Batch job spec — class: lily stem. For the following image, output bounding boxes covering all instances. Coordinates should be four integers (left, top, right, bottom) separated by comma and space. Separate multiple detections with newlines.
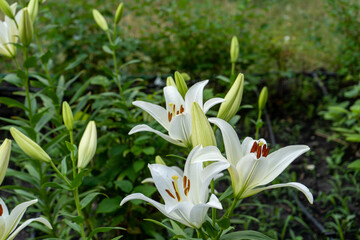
24, 47, 33, 128
255, 109, 262, 140
214, 197, 241, 240
73, 188, 86, 240
211, 180, 216, 227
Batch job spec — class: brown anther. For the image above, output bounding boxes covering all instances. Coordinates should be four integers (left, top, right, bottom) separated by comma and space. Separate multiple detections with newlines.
0, 204, 3, 216
184, 188, 190, 196
183, 176, 187, 188
180, 105, 184, 114
177, 110, 179, 115
175, 191, 181, 201
165, 189, 175, 199
256, 146, 262, 159
263, 146, 270, 157
168, 112, 172, 122
173, 104, 176, 113
250, 142, 258, 153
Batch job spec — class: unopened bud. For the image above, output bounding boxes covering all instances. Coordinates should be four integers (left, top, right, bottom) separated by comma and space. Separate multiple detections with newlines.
217, 73, 244, 122
78, 121, 97, 170
19, 8, 34, 46
191, 102, 216, 147
92, 9, 108, 31
174, 71, 188, 98
166, 76, 176, 88
0, 0, 14, 19
230, 36, 239, 63
114, 2, 124, 24
0, 139, 11, 185
28, 0, 38, 23
258, 86, 268, 111
62, 101, 74, 131
155, 155, 166, 165
181, 72, 191, 81
10, 127, 51, 163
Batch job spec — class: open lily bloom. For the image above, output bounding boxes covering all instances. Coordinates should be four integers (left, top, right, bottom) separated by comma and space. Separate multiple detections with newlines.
129, 80, 224, 147
0, 198, 52, 240
0, 3, 22, 58
120, 145, 230, 228
209, 118, 313, 204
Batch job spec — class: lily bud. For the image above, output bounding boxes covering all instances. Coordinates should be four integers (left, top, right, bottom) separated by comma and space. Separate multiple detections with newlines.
174, 71, 188, 98
10, 127, 51, 163
28, 0, 38, 23
181, 72, 191, 81
62, 101, 74, 131
0, 139, 11, 185
77, 121, 97, 170
155, 155, 166, 165
258, 86, 268, 111
230, 36, 239, 63
0, 0, 14, 19
217, 73, 244, 122
19, 8, 34, 46
92, 9, 108, 32
191, 102, 216, 147
166, 76, 176, 88
114, 2, 124, 24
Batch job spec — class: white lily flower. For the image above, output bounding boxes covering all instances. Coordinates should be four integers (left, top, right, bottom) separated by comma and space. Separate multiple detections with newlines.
129, 80, 224, 147
0, 198, 52, 240
209, 118, 313, 204
120, 145, 230, 228
0, 3, 22, 58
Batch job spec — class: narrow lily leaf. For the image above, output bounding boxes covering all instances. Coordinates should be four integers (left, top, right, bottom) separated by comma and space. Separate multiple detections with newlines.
87, 227, 125, 240
220, 230, 273, 240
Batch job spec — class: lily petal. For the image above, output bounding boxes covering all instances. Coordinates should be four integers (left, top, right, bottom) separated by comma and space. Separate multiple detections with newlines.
0, 198, 9, 217
129, 124, 186, 147
209, 118, 243, 166
168, 114, 191, 145
6, 199, 38, 236
164, 86, 185, 114
243, 182, 313, 204
252, 145, 310, 187
203, 98, 225, 113
133, 101, 169, 130
120, 193, 188, 226
189, 194, 223, 228
7, 217, 52, 240
184, 80, 208, 112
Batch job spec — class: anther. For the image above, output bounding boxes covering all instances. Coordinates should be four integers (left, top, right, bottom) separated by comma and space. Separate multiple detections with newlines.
256, 147, 262, 159
250, 142, 258, 153
183, 176, 187, 188
166, 189, 175, 199
0, 204, 3, 216
180, 105, 184, 114
172, 175, 181, 202
168, 112, 172, 122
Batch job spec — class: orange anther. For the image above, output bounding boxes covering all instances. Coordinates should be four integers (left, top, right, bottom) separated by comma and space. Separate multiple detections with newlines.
0, 204, 2, 216
168, 112, 172, 122
180, 105, 184, 113
165, 189, 175, 199
256, 147, 262, 159
250, 142, 258, 153
177, 110, 179, 115
183, 176, 187, 188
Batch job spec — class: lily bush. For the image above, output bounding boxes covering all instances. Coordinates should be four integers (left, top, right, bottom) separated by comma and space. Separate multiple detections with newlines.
0, 0, 315, 239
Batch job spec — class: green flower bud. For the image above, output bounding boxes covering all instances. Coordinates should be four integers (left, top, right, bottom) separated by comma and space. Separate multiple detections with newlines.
191, 102, 216, 147
174, 71, 188, 98
230, 36, 239, 63
78, 121, 97, 170
114, 2, 124, 24
62, 101, 74, 131
92, 9, 108, 32
217, 73, 244, 122
0, 139, 11, 186
166, 76, 176, 88
0, 0, 15, 20
19, 8, 34, 46
28, 0, 38, 23
10, 127, 51, 163
155, 155, 166, 165
258, 86, 268, 111
181, 72, 191, 81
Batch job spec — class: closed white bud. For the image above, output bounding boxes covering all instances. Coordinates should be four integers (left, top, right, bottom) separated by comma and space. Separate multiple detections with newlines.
77, 121, 97, 170
0, 139, 11, 185
92, 9, 108, 31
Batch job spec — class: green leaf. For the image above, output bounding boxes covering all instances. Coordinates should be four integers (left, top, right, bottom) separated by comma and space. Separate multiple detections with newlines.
24, 56, 37, 69
0, 97, 28, 111
65, 54, 88, 71
202, 221, 217, 238
43, 182, 71, 190
89, 75, 111, 87
220, 230, 273, 240
61, 157, 67, 175
144, 219, 177, 235
115, 180, 133, 193
87, 227, 125, 240
3, 73, 22, 87
80, 192, 103, 209
219, 186, 233, 201
96, 197, 122, 214
41, 50, 52, 64
133, 185, 157, 197
218, 217, 230, 230
143, 146, 155, 155
64, 219, 81, 234
65, 141, 76, 152
133, 161, 146, 172
71, 170, 85, 188
348, 159, 360, 169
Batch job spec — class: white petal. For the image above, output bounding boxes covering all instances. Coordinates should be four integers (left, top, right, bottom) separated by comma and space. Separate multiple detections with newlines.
190, 146, 228, 164
164, 86, 185, 114
253, 145, 310, 187
243, 182, 313, 204
209, 118, 243, 166
133, 101, 169, 130
129, 124, 186, 147
7, 217, 52, 240
0, 198, 9, 217
6, 199, 38, 236
120, 193, 189, 226
203, 98, 225, 113
168, 114, 191, 145
0, 216, 5, 239
188, 194, 223, 228
184, 80, 208, 112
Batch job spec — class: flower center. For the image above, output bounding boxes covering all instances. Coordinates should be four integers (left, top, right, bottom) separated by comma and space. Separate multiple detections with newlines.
0, 204, 3, 216
250, 141, 270, 159
165, 175, 191, 202
168, 103, 185, 122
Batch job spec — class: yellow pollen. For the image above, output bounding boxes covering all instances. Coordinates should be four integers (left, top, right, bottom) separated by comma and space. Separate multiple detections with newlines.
171, 175, 181, 202
169, 103, 176, 115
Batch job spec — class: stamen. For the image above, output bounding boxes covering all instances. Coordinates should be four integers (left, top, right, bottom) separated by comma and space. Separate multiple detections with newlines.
177, 110, 179, 115
168, 112, 172, 122
263, 146, 270, 157
183, 176, 187, 188
165, 189, 175, 199
172, 175, 181, 202
256, 146, 262, 159
0, 204, 3, 216
180, 105, 184, 113
169, 103, 176, 115
250, 142, 258, 153
184, 179, 191, 196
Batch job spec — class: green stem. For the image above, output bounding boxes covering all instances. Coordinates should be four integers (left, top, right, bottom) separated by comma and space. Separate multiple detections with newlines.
255, 110, 262, 140
197, 228, 208, 240
24, 47, 33, 125
73, 188, 86, 240
211, 180, 216, 227
231, 62, 235, 79
69, 131, 76, 179
49, 160, 71, 186
215, 197, 240, 240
